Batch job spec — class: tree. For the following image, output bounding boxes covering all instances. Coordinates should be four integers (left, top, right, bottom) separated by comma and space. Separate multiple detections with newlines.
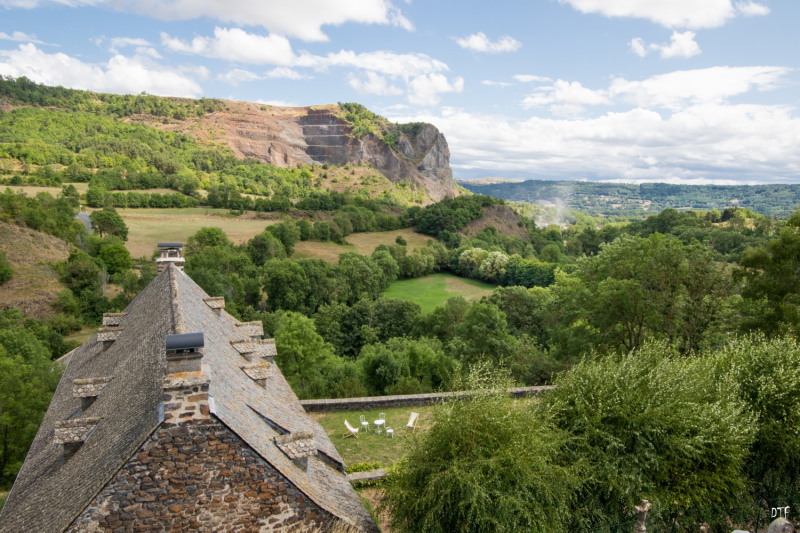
89, 209, 128, 241
273, 311, 338, 398
98, 243, 132, 275
0, 328, 61, 483
714, 335, 800, 507
335, 253, 387, 305
185, 226, 232, 256
450, 301, 518, 364
477, 251, 509, 282
739, 210, 800, 335
0, 251, 12, 285
546, 343, 756, 531
382, 367, 574, 533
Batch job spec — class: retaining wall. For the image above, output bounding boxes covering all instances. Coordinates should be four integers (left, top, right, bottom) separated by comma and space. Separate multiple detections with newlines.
300, 385, 555, 413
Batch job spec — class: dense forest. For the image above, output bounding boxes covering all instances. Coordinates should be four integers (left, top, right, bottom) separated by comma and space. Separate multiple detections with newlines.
2, 76, 800, 530
461, 178, 800, 217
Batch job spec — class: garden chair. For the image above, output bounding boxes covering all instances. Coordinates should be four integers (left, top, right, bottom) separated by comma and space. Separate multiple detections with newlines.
374, 412, 386, 434
385, 426, 394, 438
406, 411, 419, 432
343, 419, 359, 439
359, 414, 369, 432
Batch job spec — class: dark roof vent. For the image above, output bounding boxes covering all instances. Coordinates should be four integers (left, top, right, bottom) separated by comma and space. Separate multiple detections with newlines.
165, 332, 204, 375
157, 242, 183, 248
166, 332, 204, 353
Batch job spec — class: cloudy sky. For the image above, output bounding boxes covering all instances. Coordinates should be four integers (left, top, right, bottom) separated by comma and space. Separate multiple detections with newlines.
1, 0, 799, 184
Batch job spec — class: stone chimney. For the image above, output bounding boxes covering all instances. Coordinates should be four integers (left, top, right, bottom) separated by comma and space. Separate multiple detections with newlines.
274, 431, 316, 470
165, 332, 204, 374
54, 417, 100, 459
162, 332, 210, 426
72, 376, 112, 411
96, 327, 123, 351
155, 242, 185, 273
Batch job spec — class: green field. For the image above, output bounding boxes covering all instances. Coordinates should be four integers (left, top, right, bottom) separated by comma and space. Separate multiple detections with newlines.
114, 208, 278, 258
309, 404, 438, 468
384, 273, 497, 313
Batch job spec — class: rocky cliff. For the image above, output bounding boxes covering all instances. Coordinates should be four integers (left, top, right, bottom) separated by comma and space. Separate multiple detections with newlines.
184, 102, 457, 201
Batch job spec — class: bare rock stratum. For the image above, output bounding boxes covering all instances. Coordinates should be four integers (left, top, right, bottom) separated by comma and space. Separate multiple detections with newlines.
183, 101, 457, 201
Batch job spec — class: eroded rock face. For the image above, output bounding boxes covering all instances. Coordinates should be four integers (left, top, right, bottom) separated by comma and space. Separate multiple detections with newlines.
193, 103, 457, 201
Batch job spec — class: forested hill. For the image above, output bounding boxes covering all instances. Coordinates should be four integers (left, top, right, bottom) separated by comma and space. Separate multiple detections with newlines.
459, 179, 800, 217
0, 76, 457, 201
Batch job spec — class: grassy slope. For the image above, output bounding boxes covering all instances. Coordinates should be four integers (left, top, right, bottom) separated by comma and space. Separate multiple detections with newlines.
384, 273, 497, 313
0, 222, 69, 318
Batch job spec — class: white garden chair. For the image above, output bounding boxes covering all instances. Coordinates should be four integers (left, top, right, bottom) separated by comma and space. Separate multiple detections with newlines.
374, 412, 386, 434
359, 414, 370, 432
406, 411, 419, 432
385, 426, 394, 438
343, 419, 359, 439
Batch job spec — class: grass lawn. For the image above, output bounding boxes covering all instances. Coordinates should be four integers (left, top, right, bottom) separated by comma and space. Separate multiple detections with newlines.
2, 182, 89, 197
115, 208, 277, 257
309, 404, 439, 468
384, 273, 497, 313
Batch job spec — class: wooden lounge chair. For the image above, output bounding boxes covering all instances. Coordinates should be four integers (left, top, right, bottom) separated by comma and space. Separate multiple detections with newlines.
344, 419, 359, 439
406, 411, 419, 432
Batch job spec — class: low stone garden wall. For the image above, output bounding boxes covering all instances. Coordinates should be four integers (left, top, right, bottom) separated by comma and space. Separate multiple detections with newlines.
300, 385, 555, 413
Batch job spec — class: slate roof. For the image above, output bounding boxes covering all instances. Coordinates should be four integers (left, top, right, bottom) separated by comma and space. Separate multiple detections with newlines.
0, 264, 375, 533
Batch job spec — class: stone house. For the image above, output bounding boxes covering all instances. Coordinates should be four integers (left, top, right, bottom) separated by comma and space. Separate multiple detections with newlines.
0, 262, 377, 532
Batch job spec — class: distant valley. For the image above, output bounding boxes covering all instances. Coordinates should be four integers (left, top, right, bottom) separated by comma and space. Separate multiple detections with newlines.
459, 179, 800, 217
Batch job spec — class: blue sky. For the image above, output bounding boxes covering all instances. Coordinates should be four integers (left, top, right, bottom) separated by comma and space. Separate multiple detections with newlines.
1, 0, 799, 184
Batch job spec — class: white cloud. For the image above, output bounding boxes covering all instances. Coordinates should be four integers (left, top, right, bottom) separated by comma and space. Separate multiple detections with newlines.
482, 80, 512, 88
217, 68, 262, 85
347, 71, 403, 96
559, 0, 765, 29
522, 79, 611, 112
0, 43, 202, 96
0, 30, 48, 44
300, 49, 449, 78
513, 74, 552, 83
629, 38, 648, 58
735, 1, 770, 16
456, 32, 521, 53
630, 31, 701, 59
390, 102, 800, 184
1, 0, 412, 42
256, 99, 297, 107
161, 28, 295, 65
407, 73, 464, 106
609, 66, 789, 110
265, 67, 308, 80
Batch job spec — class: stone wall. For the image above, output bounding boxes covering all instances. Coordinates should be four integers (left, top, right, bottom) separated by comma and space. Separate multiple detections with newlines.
300, 385, 555, 413
68, 419, 343, 532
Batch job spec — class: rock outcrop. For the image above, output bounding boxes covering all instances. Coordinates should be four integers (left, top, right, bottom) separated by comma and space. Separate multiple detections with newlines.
190, 102, 457, 201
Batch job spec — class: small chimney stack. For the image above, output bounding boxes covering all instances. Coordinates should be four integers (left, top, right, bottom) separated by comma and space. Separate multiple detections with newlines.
72, 376, 113, 411
162, 332, 210, 426
155, 242, 185, 273
96, 327, 123, 351
54, 417, 100, 459
274, 431, 316, 470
